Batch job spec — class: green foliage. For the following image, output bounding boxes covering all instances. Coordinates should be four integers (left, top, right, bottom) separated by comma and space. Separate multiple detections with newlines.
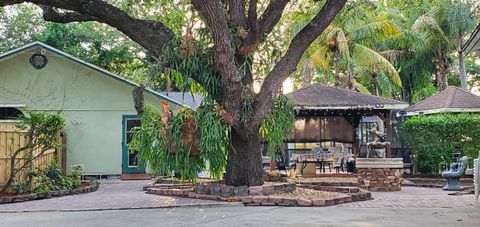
195, 100, 229, 179
260, 96, 295, 157
130, 102, 229, 181
162, 36, 222, 100
131, 96, 294, 181
44, 160, 62, 181
71, 167, 83, 189
34, 160, 82, 194
403, 113, 480, 173
12, 182, 28, 194
16, 112, 65, 149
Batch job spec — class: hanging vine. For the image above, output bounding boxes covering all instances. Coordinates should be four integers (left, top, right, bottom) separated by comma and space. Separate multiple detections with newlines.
162, 31, 223, 101
129, 100, 229, 181
260, 96, 296, 157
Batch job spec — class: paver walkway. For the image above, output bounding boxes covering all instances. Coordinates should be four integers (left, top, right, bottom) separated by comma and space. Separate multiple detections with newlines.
0, 179, 230, 212
0, 180, 477, 212
337, 186, 477, 208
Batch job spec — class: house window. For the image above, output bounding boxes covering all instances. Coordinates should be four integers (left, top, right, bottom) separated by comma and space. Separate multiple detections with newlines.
0, 108, 23, 120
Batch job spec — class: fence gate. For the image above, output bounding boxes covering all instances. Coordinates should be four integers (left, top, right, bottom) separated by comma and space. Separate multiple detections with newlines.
0, 122, 64, 191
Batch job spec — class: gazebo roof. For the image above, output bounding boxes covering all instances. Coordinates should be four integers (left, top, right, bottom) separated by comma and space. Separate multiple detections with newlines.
405, 86, 480, 115
463, 22, 480, 55
285, 84, 408, 110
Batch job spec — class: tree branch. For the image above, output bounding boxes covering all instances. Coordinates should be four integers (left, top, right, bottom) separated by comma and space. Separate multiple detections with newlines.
247, 0, 257, 29
191, 0, 244, 123
239, 0, 289, 55
40, 6, 97, 22
228, 0, 247, 27
252, 0, 347, 126
0, 0, 175, 56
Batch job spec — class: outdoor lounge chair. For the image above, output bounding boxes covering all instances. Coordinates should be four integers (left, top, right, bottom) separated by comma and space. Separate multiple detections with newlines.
441, 156, 469, 191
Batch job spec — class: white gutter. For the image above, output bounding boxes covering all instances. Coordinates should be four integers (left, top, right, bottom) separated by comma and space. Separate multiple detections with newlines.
405, 107, 480, 116
294, 103, 409, 110
0, 104, 27, 108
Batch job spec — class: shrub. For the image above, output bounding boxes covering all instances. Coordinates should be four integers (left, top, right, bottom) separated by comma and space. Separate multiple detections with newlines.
44, 160, 62, 181
34, 160, 82, 194
403, 113, 480, 173
71, 167, 83, 189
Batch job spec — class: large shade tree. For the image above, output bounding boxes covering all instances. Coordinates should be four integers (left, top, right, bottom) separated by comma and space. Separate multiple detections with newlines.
0, 0, 347, 186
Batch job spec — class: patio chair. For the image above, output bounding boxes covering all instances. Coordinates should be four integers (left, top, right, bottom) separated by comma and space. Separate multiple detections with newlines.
441, 156, 469, 191
334, 157, 344, 174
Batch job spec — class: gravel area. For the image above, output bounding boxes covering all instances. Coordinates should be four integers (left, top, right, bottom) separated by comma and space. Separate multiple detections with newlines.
296, 177, 357, 184
274, 188, 343, 200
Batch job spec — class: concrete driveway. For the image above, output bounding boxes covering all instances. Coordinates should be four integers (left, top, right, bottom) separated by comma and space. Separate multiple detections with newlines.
0, 179, 478, 226
0, 206, 478, 227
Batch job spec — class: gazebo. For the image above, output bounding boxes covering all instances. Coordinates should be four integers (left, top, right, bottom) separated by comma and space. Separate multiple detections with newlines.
285, 84, 408, 158
405, 86, 480, 116
463, 22, 480, 55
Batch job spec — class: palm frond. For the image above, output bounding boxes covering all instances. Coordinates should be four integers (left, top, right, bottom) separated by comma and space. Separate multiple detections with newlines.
355, 82, 371, 94
349, 20, 402, 44
352, 43, 402, 87
411, 14, 449, 45
309, 45, 333, 71
325, 27, 350, 61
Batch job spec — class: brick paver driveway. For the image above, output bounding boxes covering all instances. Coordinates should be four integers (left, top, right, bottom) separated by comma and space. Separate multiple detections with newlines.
0, 181, 476, 212
338, 186, 477, 208
0, 180, 229, 212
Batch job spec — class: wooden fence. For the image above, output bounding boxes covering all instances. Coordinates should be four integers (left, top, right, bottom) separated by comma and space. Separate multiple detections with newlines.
0, 122, 65, 191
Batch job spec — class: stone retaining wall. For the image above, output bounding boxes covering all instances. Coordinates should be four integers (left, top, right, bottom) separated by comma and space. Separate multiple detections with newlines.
357, 168, 402, 191
146, 185, 371, 207
241, 191, 371, 206
194, 182, 296, 197
0, 180, 99, 204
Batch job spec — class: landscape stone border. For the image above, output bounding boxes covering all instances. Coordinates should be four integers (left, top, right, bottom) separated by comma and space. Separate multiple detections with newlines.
194, 182, 296, 197
145, 182, 371, 207
0, 180, 99, 204
241, 191, 371, 207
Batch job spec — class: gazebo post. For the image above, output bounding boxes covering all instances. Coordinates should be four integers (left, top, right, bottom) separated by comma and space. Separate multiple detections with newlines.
351, 116, 361, 157
385, 110, 393, 158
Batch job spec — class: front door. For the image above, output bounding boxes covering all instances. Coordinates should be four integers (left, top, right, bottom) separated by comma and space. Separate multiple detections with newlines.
122, 115, 145, 174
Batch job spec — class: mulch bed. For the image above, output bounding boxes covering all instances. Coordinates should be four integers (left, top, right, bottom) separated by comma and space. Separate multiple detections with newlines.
274, 188, 342, 200
0, 180, 99, 204
295, 177, 358, 186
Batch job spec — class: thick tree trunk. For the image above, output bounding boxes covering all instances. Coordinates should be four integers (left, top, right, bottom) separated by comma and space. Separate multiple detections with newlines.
301, 60, 313, 87
372, 73, 379, 96
436, 57, 449, 91
225, 128, 264, 186
333, 52, 341, 87
458, 51, 468, 91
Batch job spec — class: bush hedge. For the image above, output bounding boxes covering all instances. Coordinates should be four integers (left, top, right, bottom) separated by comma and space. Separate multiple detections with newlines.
403, 113, 480, 173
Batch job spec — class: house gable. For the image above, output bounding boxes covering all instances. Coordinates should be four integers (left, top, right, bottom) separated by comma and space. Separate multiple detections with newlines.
0, 42, 181, 111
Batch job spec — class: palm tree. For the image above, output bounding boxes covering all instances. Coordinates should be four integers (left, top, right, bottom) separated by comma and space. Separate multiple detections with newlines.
300, 19, 403, 95
411, 1, 476, 91
445, 2, 477, 90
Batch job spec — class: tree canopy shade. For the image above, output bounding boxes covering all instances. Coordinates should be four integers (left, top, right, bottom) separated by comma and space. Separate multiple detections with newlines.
0, 0, 347, 186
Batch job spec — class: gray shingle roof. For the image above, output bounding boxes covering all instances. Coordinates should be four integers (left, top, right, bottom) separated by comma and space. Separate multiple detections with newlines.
285, 84, 408, 110
159, 92, 203, 109
405, 86, 480, 114
463, 22, 480, 55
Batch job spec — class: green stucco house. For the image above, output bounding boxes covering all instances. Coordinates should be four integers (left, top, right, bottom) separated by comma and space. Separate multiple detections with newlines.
0, 42, 182, 176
